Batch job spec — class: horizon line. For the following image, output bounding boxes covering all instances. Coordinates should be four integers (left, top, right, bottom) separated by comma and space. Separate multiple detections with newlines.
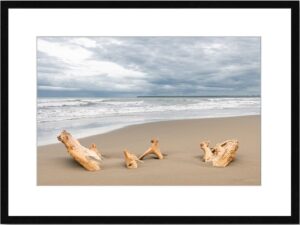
137, 95, 261, 98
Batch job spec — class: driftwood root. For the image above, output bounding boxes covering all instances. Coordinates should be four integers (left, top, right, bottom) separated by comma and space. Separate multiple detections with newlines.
57, 130, 102, 171
200, 139, 239, 167
123, 149, 143, 169
139, 138, 164, 160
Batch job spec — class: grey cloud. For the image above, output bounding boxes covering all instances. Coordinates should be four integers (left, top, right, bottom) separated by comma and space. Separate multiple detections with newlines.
37, 36, 260, 97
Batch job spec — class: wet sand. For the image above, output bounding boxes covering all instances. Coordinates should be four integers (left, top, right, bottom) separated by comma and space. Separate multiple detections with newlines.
37, 115, 260, 185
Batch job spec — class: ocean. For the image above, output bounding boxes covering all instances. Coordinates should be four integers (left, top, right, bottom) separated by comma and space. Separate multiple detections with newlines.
37, 97, 260, 146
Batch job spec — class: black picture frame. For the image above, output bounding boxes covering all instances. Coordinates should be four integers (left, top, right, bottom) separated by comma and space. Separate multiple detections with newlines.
1, 1, 299, 224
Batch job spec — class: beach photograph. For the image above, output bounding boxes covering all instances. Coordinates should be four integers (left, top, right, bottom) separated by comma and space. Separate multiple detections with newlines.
37, 37, 261, 185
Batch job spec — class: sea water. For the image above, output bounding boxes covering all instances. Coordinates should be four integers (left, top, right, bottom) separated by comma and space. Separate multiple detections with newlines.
37, 97, 260, 146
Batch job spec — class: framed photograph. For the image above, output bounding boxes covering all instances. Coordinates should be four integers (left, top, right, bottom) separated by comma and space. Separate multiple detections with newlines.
1, 1, 299, 224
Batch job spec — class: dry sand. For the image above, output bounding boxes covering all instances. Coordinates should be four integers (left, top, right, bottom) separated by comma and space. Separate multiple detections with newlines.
37, 115, 260, 185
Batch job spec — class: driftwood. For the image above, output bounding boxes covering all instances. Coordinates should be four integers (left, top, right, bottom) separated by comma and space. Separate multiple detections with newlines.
139, 138, 163, 160
200, 139, 239, 167
123, 149, 143, 169
57, 130, 102, 171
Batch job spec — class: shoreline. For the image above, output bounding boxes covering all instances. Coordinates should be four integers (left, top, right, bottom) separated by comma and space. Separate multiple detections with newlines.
38, 114, 260, 147
38, 115, 261, 185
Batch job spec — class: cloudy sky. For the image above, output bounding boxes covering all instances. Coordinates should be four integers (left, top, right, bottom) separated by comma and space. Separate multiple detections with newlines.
37, 37, 260, 97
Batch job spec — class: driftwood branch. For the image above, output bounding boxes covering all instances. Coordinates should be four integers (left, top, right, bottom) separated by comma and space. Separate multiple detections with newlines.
200, 139, 239, 167
139, 138, 163, 160
123, 149, 143, 169
57, 130, 102, 171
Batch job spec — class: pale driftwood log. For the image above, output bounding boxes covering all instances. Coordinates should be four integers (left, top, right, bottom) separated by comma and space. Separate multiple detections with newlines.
57, 130, 102, 171
139, 138, 163, 160
123, 149, 143, 169
200, 139, 239, 167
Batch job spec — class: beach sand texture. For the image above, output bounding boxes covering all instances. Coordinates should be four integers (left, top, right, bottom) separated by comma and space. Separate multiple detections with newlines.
37, 115, 260, 185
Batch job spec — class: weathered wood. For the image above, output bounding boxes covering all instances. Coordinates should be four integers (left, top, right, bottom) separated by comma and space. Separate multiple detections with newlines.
200, 139, 239, 167
139, 138, 163, 160
57, 130, 102, 171
200, 141, 215, 162
123, 149, 143, 169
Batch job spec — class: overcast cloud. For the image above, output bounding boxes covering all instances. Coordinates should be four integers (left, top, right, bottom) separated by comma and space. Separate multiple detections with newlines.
37, 37, 260, 97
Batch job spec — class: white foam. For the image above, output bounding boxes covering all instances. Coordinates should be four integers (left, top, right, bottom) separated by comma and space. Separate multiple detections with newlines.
37, 97, 261, 145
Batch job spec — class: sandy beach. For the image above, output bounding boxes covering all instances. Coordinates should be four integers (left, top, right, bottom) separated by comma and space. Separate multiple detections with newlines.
37, 115, 260, 185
